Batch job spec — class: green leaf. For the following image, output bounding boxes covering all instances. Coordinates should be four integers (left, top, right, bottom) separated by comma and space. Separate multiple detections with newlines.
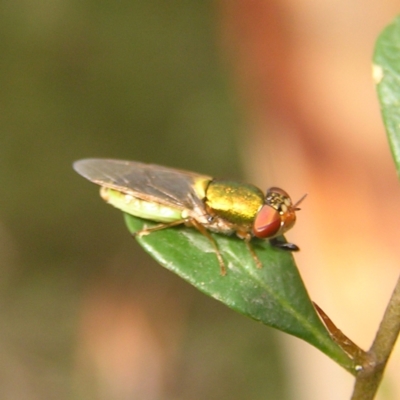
374, 15, 400, 175
124, 213, 355, 373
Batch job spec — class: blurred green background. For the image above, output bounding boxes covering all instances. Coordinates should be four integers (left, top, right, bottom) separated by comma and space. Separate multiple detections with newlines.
0, 2, 288, 399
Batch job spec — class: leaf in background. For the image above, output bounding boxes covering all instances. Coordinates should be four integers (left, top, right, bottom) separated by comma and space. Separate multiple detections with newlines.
124, 213, 355, 373
374, 16, 400, 174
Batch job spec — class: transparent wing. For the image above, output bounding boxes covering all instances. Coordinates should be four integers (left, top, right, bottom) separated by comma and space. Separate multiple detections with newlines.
73, 158, 212, 211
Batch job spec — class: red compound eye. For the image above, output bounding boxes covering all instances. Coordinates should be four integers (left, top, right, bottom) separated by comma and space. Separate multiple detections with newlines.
253, 205, 282, 239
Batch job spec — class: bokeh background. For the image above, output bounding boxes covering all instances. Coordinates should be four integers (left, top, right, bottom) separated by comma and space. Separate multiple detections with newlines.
1, 1, 400, 399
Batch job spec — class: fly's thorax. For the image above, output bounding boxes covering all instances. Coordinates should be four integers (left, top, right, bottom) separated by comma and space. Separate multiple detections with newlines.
100, 187, 184, 222
204, 180, 264, 231
253, 187, 296, 239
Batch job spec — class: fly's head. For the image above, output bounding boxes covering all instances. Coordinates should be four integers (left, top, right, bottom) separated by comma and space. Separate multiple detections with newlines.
252, 187, 305, 239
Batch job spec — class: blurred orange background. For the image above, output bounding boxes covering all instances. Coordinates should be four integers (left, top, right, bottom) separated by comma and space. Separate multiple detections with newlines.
217, 2, 400, 399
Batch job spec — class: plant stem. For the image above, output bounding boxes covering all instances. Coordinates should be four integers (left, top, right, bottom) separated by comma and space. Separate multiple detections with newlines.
351, 273, 400, 399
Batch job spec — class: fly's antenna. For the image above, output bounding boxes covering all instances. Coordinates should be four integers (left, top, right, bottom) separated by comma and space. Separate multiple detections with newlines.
293, 193, 307, 211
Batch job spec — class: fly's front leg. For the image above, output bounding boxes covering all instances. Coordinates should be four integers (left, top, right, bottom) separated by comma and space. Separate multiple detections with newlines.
244, 238, 263, 269
236, 231, 263, 269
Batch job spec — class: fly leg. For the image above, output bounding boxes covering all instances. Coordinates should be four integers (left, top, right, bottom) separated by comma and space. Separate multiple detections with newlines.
244, 238, 263, 269
133, 218, 190, 237
133, 217, 227, 276
236, 231, 263, 269
243, 237, 299, 270
191, 219, 227, 276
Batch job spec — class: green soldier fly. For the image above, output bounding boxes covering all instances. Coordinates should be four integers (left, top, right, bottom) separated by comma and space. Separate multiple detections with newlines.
73, 159, 304, 275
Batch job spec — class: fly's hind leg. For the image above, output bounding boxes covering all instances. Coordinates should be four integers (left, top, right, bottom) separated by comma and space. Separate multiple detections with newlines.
133, 218, 190, 237
133, 217, 227, 276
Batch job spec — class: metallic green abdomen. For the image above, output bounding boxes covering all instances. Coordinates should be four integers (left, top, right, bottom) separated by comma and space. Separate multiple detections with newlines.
205, 180, 264, 225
